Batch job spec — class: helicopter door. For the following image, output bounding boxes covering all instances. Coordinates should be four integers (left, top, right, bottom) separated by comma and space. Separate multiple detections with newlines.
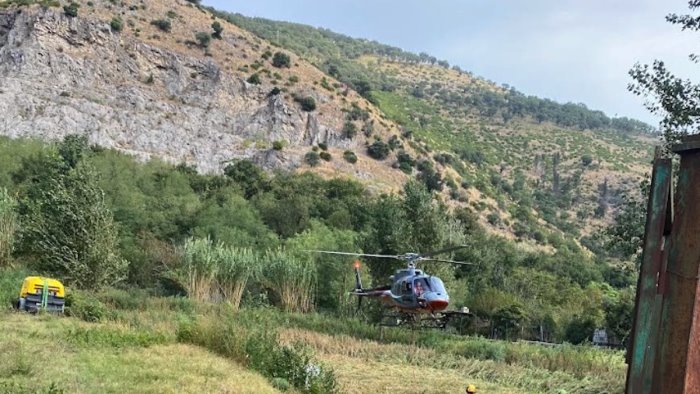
400, 280, 413, 304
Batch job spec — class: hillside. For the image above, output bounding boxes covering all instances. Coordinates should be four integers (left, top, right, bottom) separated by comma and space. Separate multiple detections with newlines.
0, 0, 409, 192
0, 0, 657, 249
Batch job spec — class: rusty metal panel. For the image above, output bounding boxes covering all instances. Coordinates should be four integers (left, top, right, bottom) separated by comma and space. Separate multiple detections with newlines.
652, 135, 700, 393
625, 158, 672, 394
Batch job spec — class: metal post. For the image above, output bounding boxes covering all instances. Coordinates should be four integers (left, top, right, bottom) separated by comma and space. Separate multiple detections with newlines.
625, 156, 672, 394
652, 134, 700, 393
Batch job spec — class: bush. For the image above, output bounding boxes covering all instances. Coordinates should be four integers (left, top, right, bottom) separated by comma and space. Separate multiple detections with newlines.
342, 121, 357, 139
304, 152, 320, 167
150, 19, 172, 33
582, 154, 593, 167
63, 2, 78, 17
319, 152, 331, 161
272, 52, 291, 68
211, 21, 223, 39
177, 314, 338, 393
367, 141, 389, 160
0, 268, 27, 311
247, 73, 261, 85
343, 150, 358, 164
65, 291, 109, 323
272, 141, 284, 151
317, 143, 328, 151
110, 17, 123, 32
195, 32, 211, 48
0, 189, 17, 267
267, 87, 281, 97
296, 96, 316, 112
487, 212, 501, 225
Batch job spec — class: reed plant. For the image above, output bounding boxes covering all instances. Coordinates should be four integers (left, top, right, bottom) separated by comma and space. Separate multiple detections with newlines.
0, 188, 17, 267
263, 248, 316, 312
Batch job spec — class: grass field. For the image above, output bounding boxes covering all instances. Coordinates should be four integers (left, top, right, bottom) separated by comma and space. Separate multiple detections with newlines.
0, 283, 627, 394
0, 313, 280, 394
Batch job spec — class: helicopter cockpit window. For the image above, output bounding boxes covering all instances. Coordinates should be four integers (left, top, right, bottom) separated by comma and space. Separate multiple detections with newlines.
413, 278, 430, 296
429, 277, 446, 294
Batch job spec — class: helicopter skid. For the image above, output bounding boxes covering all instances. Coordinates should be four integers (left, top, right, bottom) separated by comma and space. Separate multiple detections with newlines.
379, 310, 471, 329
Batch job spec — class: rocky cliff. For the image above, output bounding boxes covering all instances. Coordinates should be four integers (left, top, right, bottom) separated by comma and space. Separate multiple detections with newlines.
0, 3, 399, 179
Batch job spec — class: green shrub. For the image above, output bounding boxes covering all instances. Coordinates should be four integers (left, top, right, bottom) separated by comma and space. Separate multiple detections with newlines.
65, 291, 109, 322
63, 2, 78, 17
296, 96, 316, 112
176, 315, 337, 393
0, 189, 17, 267
272, 141, 285, 151
272, 52, 291, 68
342, 121, 357, 139
304, 152, 320, 167
211, 21, 223, 39
343, 150, 357, 164
195, 32, 211, 48
247, 73, 261, 85
317, 143, 328, 151
367, 141, 389, 160
110, 17, 123, 32
319, 152, 331, 161
0, 268, 27, 311
150, 19, 172, 33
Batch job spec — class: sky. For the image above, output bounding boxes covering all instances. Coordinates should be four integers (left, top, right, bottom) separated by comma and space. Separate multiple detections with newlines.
205, 0, 699, 126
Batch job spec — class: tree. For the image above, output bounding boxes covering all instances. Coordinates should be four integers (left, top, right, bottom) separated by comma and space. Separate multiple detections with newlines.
223, 159, 268, 199
629, 1, 700, 147
211, 21, 224, 39
272, 52, 291, 68
195, 32, 211, 48
16, 136, 127, 289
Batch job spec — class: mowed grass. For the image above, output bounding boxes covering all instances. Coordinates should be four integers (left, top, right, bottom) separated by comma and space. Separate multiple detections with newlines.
279, 329, 622, 394
0, 313, 280, 394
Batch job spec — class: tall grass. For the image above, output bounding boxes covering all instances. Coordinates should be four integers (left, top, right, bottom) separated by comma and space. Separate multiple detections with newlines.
181, 238, 261, 309
177, 310, 338, 393
0, 188, 17, 267
263, 248, 316, 312
181, 238, 218, 301
217, 247, 259, 310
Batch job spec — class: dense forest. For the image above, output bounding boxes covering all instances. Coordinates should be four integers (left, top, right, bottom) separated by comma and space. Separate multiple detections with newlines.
0, 136, 635, 344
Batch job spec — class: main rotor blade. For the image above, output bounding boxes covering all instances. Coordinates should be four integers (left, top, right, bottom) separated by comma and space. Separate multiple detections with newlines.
421, 245, 468, 258
303, 250, 400, 259
420, 258, 475, 266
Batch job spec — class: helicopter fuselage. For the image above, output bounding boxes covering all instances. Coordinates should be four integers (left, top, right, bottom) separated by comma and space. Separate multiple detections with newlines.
356, 266, 450, 313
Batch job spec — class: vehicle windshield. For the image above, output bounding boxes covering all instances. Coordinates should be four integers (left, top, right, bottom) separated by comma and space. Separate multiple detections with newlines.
429, 277, 446, 294
413, 278, 429, 295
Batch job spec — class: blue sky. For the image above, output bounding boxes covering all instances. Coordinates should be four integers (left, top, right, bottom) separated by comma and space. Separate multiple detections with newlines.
205, 0, 699, 126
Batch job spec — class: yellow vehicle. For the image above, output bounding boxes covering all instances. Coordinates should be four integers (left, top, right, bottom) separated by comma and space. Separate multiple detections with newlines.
15, 277, 65, 313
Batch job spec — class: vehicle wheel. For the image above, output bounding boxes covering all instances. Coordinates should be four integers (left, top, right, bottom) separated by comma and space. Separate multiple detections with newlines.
13, 298, 20, 310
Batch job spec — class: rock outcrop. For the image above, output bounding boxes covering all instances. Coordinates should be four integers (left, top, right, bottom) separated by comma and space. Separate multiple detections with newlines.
0, 7, 356, 173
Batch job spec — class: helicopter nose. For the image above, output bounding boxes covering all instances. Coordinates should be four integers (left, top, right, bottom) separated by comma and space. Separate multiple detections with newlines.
428, 299, 449, 311
422, 292, 449, 311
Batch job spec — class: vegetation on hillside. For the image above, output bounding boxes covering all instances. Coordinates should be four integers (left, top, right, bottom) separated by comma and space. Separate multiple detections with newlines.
0, 136, 634, 349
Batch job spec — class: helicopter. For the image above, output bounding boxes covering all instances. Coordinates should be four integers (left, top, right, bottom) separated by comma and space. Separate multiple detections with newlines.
305, 246, 474, 329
